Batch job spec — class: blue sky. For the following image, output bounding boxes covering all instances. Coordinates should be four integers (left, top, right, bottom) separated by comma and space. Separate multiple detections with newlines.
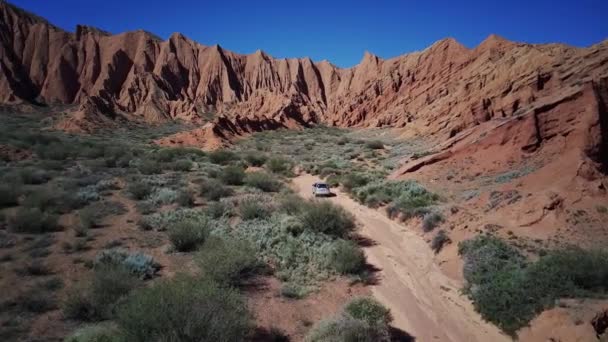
12, 0, 608, 67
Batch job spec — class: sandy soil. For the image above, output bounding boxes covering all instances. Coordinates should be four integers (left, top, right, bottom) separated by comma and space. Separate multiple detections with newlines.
292, 174, 509, 342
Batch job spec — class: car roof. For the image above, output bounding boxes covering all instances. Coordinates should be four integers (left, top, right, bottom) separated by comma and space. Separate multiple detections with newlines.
314, 182, 328, 186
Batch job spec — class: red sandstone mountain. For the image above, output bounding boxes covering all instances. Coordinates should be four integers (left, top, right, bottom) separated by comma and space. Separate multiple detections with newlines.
1, 0, 607, 160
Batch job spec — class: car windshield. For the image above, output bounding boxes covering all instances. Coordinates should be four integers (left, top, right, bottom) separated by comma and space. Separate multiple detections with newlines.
316, 184, 328, 189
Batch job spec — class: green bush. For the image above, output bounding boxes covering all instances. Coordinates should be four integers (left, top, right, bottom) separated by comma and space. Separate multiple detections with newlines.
266, 157, 292, 175
170, 159, 192, 172
138, 159, 163, 175
365, 140, 384, 150
0, 184, 20, 208
63, 265, 141, 321
199, 178, 233, 201
305, 314, 389, 342
196, 236, 260, 285
280, 283, 309, 299
458, 236, 608, 335
421, 211, 443, 232
176, 190, 195, 207
208, 150, 237, 165
344, 297, 392, 326
116, 276, 251, 341
220, 165, 245, 185
244, 171, 282, 192
238, 198, 270, 220
19, 167, 51, 184
326, 240, 366, 274
245, 153, 267, 167
127, 181, 152, 200
205, 201, 229, 218
168, 219, 209, 252
306, 297, 392, 342
298, 200, 356, 238
9, 208, 60, 234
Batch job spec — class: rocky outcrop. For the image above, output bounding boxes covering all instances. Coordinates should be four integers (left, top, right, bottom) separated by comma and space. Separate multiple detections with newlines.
1, 0, 608, 155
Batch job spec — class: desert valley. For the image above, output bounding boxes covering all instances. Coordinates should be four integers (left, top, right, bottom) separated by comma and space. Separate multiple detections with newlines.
1, 1, 608, 341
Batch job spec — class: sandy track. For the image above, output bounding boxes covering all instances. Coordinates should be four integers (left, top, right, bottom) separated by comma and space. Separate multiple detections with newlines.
293, 174, 508, 342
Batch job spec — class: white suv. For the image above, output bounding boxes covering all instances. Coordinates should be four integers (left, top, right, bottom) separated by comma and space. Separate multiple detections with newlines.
312, 182, 331, 197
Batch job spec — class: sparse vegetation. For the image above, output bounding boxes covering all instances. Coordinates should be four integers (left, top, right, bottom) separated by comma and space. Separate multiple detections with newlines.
266, 157, 292, 175
127, 181, 153, 200
208, 149, 237, 165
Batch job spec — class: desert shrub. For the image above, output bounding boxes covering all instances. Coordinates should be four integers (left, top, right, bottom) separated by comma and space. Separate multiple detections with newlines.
365, 140, 384, 150
266, 157, 292, 175
220, 165, 245, 185
63, 265, 141, 321
21, 187, 57, 211
64, 323, 125, 342
16, 260, 52, 276
277, 192, 306, 215
421, 211, 443, 232
431, 230, 450, 253
220, 215, 336, 283
168, 219, 209, 252
18, 289, 58, 313
137, 160, 162, 175
199, 178, 233, 201
280, 283, 309, 299
116, 276, 251, 342
458, 236, 608, 335
344, 297, 392, 326
354, 179, 437, 216
148, 187, 178, 206
298, 200, 356, 238
244, 171, 282, 192
95, 249, 160, 279
176, 189, 195, 207
0, 184, 20, 207
326, 240, 366, 274
245, 152, 267, 167
205, 201, 230, 218
137, 208, 209, 232
196, 236, 260, 285
19, 167, 51, 184
9, 208, 59, 234
208, 149, 237, 165
170, 159, 192, 172
341, 173, 369, 191
238, 198, 270, 220
305, 314, 389, 342
127, 181, 152, 200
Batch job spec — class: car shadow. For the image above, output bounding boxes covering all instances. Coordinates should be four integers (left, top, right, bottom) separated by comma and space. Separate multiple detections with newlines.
390, 326, 416, 341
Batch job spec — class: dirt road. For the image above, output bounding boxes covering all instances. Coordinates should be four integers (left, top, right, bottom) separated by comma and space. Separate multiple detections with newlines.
293, 174, 508, 342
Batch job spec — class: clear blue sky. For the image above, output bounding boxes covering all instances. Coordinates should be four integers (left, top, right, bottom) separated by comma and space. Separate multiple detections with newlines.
11, 0, 608, 67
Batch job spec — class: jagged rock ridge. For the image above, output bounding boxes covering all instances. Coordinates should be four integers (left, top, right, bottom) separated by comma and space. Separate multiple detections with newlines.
1, 0, 608, 158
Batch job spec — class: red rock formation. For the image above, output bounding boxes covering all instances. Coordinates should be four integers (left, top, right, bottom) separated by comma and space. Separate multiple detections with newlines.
1, 0, 608, 158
